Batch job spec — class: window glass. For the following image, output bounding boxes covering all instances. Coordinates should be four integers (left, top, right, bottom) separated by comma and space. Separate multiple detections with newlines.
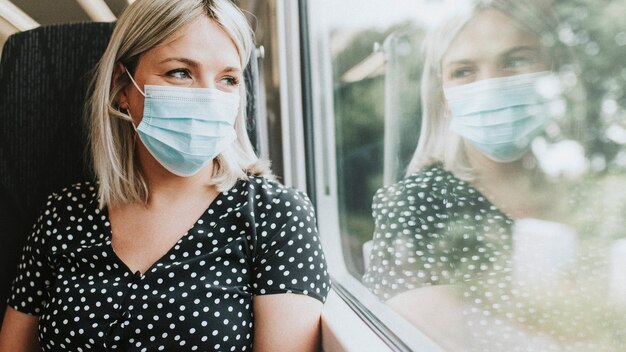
314, 0, 626, 349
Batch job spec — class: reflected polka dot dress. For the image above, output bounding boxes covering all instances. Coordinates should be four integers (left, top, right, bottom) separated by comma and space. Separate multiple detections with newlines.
362, 165, 625, 351
363, 165, 514, 299
9, 176, 330, 351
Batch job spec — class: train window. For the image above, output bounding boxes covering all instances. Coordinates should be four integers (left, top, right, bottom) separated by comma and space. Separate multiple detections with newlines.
306, 0, 626, 350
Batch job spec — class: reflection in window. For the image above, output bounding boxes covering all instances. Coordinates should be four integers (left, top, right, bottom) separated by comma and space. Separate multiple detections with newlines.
326, 0, 626, 350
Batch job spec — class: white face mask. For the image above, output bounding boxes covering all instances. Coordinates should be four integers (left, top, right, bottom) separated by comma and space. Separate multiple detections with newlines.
444, 71, 564, 163
126, 70, 240, 176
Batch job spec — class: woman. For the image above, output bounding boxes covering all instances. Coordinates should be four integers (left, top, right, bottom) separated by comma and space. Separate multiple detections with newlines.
0, 0, 329, 351
363, 0, 588, 350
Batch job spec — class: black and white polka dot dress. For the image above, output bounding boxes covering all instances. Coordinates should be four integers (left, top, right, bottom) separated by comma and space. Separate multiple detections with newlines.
362, 165, 626, 351
9, 176, 330, 351
363, 165, 514, 300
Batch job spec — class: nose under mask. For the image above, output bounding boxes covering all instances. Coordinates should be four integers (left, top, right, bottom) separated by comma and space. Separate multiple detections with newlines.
444, 71, 564, 163
125, 69, 240, 176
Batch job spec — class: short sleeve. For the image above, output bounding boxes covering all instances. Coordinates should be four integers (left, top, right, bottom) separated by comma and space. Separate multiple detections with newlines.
7, 193, 58, 315
362, 179, 456, 300
252, 189, 330, 303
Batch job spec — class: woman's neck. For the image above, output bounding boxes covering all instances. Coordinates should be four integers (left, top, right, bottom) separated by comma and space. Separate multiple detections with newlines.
136, 145, 217, 206
466, 148, 559, 220
466, 146, 529, 183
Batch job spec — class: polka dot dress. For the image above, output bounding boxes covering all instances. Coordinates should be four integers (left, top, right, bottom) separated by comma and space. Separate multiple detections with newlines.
363, 165, 513, 300
9, 176, 330, 351
363, 165, 625, 351
363, 165, 523, 350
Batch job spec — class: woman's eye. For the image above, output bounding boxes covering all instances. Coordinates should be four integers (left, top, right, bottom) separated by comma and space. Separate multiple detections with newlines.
450, 67, 474, 79
504, 56, 534, 69
221, 76, 241, 87
166, 69, 191, 79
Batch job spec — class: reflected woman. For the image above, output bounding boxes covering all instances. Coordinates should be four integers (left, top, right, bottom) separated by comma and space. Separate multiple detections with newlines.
363, 0, 584, 350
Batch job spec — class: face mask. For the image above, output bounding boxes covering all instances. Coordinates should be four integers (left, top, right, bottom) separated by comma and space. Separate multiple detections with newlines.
126, 70, 240, 176
444, 71, 563, 163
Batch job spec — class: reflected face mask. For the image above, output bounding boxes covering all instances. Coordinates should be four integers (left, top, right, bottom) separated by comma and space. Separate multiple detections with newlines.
126, 70, 240, 176
444, 71, 563, 163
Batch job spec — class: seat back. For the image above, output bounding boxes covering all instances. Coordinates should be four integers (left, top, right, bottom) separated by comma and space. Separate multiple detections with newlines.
0, 22, 261, 324
0, 23, 115, 324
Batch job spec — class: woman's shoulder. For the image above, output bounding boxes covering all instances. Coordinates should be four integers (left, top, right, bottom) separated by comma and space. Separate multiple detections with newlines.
28, 181, 101, 246
243, 175, 302, 193
374, 164, 460, 203
242, 176, 314, 211
41, 181, 99, 209
240, 176, 318, 239
403, 164, 458, 187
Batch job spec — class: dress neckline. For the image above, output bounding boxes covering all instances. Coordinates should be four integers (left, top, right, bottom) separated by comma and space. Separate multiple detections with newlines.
100, 185, 232, 278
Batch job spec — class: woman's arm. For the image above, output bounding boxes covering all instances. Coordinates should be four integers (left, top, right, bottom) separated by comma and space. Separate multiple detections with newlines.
0, 307, 40, 352
386, 285, 468, 352
252, 293, 323, 352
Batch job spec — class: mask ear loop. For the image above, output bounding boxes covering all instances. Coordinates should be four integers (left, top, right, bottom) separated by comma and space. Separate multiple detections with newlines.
119, 105, 141, 154
114, 105, 140, 135
124, 67, 146, 97
126, 108, 140, 132
120, 66, 144, 132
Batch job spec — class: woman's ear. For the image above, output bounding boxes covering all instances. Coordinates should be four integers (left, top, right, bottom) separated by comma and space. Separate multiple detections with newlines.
112, 63, 130, 110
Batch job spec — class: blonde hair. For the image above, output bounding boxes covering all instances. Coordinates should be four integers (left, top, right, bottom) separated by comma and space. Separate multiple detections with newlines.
406, 0, 578, 178
88, 0, 270, 207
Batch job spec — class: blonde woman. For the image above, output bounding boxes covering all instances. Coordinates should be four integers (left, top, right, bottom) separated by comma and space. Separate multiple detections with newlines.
0, 1, 329, 351
363, 0, 586, 350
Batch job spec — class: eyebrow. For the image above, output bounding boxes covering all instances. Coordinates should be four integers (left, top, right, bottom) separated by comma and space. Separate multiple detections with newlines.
158, 57, 242, 74
159, 57, 200, 67
444, 45, 540, 67
502, 45, 540, 56
222, 66, 243, 74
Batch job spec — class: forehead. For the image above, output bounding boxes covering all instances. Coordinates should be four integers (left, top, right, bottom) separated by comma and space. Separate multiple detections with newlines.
142, 16, 241, 68
443, 8, 541, 64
